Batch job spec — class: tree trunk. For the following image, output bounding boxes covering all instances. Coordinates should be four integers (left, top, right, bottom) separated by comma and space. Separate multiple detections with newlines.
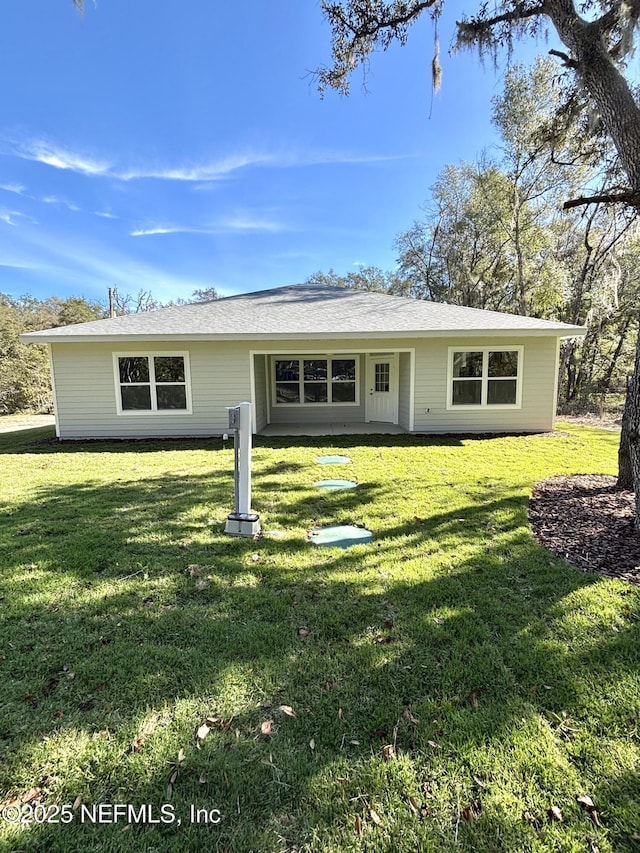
617, 414, 633, 490
618, 335, 640, 529
546, 0, 640, 194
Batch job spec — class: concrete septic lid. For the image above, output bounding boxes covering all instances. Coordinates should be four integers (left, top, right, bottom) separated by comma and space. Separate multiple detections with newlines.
314, 479, 358, 491
308, 524, 373, 548
315, 454, 352, 465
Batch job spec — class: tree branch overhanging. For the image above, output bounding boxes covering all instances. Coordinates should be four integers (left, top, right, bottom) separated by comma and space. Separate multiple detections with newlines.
563, 189, 640, 209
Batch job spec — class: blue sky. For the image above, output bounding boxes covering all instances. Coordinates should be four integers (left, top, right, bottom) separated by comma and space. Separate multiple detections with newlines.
0, 0, 558, 305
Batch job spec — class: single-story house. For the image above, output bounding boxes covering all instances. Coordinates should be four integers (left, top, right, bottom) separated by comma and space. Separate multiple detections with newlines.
21, 284, 585, 439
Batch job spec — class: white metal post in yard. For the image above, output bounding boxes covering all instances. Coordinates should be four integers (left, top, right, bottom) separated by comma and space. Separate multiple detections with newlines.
224, 401, 261, 537
237, 401, 252, 515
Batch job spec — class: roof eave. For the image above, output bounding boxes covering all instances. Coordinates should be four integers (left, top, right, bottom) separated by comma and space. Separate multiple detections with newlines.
21, 326, 586, 344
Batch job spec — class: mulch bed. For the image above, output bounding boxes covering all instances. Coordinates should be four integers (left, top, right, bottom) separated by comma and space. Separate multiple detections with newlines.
529, 475, 640, 585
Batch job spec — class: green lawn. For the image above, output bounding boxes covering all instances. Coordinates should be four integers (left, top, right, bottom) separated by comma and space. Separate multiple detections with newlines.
0, 423, 637, 852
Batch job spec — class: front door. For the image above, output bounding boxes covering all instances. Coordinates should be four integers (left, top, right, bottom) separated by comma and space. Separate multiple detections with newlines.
365, 354, 398, 423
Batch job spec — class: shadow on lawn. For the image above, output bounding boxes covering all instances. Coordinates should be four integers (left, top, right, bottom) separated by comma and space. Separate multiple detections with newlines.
0, 452, 638, 850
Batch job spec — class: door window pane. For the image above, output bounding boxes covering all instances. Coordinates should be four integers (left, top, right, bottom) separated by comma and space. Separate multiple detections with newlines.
375, 363, 390, 392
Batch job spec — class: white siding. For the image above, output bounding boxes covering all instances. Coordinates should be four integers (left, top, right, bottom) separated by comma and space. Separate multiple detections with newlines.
253, 354, 268, 432
411, 336, 557, 433
398, 351, 412, 430
52, 341, 253, 439
51, 334, 559, 438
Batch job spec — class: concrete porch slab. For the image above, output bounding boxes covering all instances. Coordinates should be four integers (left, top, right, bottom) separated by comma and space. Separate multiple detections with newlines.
258, 422, 407, 437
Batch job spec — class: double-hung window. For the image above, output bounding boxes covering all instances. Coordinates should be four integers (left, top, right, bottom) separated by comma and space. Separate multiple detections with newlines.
274, 357, 358, 405
448, 347, 522, 408
115, 353, 192, 414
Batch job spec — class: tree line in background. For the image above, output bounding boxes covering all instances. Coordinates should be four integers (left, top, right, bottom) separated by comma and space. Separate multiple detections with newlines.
3, 61, 639, 417
309, 58, 640, 415
0, 287, 218, 414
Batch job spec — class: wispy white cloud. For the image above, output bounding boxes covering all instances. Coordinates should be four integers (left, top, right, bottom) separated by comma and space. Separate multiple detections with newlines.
17, 139, 112, 176
130, 224, 212, 238
131, 213, 287, 238
6, 134, 414, 185
93, 210, 118, 219
0, 209, 37, 227
0, 183, 27, 196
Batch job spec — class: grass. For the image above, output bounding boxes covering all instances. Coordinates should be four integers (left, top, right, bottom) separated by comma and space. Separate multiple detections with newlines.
0, 422, 638, 852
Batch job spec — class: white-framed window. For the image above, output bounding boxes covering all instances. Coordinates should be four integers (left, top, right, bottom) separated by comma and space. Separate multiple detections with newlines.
113, 352, 192, 415
447, 346, 523, 409
273, 356, 358, 405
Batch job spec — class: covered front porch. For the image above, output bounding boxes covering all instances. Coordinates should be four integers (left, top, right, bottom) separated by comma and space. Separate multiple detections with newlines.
251, 348, 414, 434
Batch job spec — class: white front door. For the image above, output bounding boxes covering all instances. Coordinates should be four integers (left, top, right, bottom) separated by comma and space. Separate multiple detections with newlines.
365, 354, 399, 423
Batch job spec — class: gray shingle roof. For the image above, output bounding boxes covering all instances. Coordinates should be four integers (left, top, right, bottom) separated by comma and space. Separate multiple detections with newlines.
21, 284, 585, 341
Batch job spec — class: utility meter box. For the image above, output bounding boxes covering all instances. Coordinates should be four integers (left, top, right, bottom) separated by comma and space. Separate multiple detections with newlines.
224, 402, 261, 538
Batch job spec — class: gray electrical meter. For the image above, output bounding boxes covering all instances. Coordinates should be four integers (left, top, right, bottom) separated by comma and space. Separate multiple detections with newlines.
227, 406, 240, 429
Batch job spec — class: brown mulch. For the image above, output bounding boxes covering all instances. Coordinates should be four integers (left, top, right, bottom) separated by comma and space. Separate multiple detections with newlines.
529, 474, 640, 585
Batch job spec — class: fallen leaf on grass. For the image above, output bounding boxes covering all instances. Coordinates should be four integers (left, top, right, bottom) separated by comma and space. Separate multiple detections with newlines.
261, 720, 273, 736
577, 794, 602, 827
403, 707, 419, 725
369, 808, 382, 826
72, 795, 83, 810
297, 627, 310, 637
309, 738, 315, 750
381, 744, 396, 761
130, 737, 145, 753
22, 788, 42, 805
523, 809, 542, 830
354, 815, 362, 835
196, 723, 211, 741
468, 690, 481, 708
279, 705, 296, 718
461, 799, 482, 822
547, 806, 563, 822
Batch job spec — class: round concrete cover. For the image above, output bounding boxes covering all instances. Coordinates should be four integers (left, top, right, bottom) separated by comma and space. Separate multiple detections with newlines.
314, 479, 358, 491
308, 524, 373, 548
315, 455, 352, 464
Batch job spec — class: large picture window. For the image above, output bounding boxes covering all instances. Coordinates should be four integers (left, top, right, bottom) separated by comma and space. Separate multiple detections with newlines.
114, 353, 192, 414
449, 347, 522, 408
273, 357, 358, 405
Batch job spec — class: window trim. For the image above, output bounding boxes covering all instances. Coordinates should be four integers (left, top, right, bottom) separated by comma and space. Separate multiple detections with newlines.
271, 355, 360, 407
446, 346, 523, 410
113, 351, 193, 416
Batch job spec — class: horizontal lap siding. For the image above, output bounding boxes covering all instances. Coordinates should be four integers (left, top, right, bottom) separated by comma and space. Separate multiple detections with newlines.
253, 355, 268, 432
412, 336, 557, 433
52, 341, 253, 439
51, 335, 559, 438
398, 352, 412, 430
